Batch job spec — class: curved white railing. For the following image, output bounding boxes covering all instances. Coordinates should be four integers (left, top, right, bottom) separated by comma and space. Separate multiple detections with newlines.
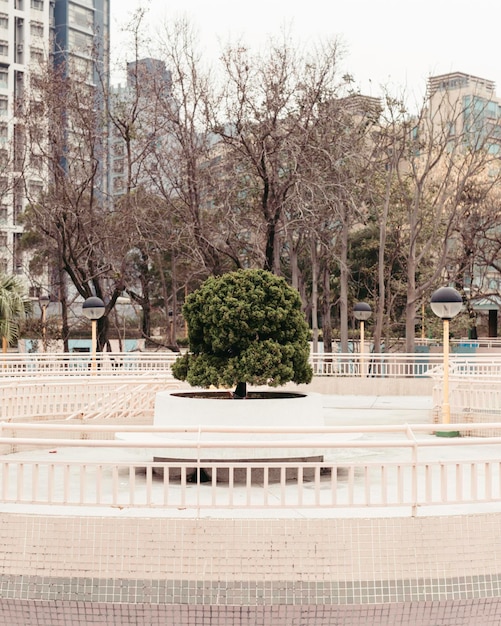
0, 351, 178, 377
310, 352, 442, 377
0, 422, 500, 514
3, 351, 501, 379
0, 375, 181, 421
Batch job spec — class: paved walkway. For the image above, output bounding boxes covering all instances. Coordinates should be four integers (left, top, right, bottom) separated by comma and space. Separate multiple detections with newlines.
323, 394, 432, 425
3, 393, 501, 520
7, 393, 498, 520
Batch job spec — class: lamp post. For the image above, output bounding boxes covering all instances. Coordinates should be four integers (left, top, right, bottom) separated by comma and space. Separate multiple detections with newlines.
116, 295, 130, 352
430, 287, 462, 433
353, 302, 372, 377
38, 294, 49, 352
82, 296, 105, 372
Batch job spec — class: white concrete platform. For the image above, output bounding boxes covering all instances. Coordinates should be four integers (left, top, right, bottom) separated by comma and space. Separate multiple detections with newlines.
6, 393, 499, 520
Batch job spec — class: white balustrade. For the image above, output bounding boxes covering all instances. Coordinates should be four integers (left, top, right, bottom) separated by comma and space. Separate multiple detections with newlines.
4, 351, 501, 379
0, 422, 499, 513
1, 350, 501, 514
0, 352, 179, 378
0, 376, 179, 421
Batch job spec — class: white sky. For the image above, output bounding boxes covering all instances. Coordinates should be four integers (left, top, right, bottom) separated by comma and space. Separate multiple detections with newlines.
110, 0, 501, 102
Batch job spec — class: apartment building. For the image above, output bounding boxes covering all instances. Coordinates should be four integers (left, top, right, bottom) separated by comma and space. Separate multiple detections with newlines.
427, 71, 501, 154
427, 71, 501, 335
0, 0, 109, 294
0, 0, 50, 280
110, 57, 172, 197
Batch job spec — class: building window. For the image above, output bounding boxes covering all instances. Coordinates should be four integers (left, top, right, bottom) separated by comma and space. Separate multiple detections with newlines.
28, 180, 43, 197
30, 21, 44, 38
68, 29, 93, 55
0, 41, 8, 57
0, 232, 7, 247
0, 205, 7, 224
30, 47, 44, 64
0, 14, 7, 29
68, 4, 93, 30
30, 153, 43, 170
113, 158, 124, 173
31, 0, 43, 10
30, 99, 44, 117
69, 56, 94, 82
0, 67, 7, 89
0, 96, 8, 116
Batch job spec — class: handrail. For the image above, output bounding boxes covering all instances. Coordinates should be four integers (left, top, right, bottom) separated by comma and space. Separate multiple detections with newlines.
0, 422, 501, 514
4, 351, 501, 379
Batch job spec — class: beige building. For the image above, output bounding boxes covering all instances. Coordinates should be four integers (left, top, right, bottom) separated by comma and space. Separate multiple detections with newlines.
427, 71, 501, 155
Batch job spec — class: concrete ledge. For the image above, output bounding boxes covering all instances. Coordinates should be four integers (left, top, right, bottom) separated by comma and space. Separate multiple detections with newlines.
287, 377, 434, 396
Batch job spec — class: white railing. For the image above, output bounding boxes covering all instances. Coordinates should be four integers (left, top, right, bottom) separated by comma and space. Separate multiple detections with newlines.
0, 376, 179, 421
310, 352, 443, 377
0, 351, 178, 378
1, 422, 501, 514
432, 375, 501, 435
5, 351, 501, 379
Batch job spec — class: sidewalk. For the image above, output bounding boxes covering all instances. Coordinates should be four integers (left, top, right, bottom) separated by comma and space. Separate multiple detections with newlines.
5, 393, 486, 520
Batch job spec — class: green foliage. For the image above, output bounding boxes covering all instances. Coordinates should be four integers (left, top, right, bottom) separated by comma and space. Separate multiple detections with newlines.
0, 275, 32, 345
171, 269, 313, 388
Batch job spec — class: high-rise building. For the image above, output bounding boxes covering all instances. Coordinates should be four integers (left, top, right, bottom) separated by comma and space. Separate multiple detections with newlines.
427, 72, 501, 334
110, 58, 172, 197
52, 0, 111, 213
53, 0, 109, 80
0, 0, 51, 280
0, 0, 109, 292
427, 71, 501, 155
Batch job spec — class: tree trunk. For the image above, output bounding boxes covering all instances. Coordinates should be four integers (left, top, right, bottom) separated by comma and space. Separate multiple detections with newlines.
170, 254, 179, 349
97, 315, 109, 353
339, 214, 350, 352
310, 239, 319, 353
233, 382, 247, 398
57, 265, 70, 353
290, 243, 300, 291
405, 251, 417, 352
321, 264, 333, 353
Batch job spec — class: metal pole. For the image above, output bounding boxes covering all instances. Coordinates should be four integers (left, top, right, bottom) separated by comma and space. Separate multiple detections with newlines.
442, 318, 450, 424
41, 305, 47, 352
91, 319, 97, 373
360, 320, 365, 377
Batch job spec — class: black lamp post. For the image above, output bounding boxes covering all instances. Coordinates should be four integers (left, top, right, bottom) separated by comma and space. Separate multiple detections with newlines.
82, 296, 105, 371
430, 287, 462, 430
353, 302, 372, 376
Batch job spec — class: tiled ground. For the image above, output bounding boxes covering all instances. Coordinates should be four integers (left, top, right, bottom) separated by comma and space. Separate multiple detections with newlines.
0, 394, 499, 624
1, 599, 501, 625
0, 513, 500, 624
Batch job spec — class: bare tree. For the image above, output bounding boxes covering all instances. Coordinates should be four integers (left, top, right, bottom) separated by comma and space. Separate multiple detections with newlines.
366, 84, 501, 352
213, 35, 342, 274
21, 59, 126, 350
292, 94, 381, 352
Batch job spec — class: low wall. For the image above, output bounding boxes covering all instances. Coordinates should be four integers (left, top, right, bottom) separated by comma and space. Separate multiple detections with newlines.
288, 376, 434, 396
0, 512, 500, 625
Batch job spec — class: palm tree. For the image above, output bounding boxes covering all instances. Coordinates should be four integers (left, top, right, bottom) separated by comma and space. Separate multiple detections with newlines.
0, 275, 32, 351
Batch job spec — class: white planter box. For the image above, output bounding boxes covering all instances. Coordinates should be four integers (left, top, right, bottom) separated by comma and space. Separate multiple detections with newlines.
151, 390, 325, 461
